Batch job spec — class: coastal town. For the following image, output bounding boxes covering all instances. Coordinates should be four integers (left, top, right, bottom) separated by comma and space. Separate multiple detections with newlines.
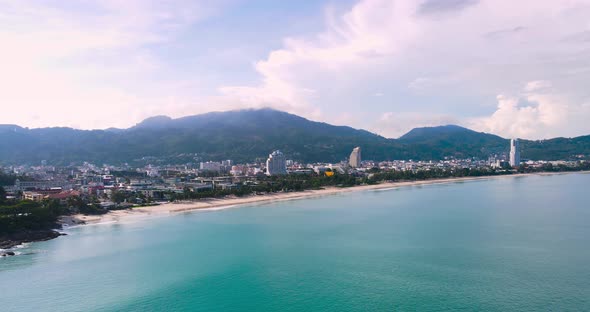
1, 139, 587, 213
3, 2, 590, 309
1, 137, 589, 255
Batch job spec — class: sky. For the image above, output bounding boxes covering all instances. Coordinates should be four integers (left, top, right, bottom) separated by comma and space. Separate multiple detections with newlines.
1, 0, 590, 139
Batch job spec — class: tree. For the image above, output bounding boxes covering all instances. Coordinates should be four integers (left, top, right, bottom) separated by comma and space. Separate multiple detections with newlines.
0, 186, 5, 204
111, 190, 127, 204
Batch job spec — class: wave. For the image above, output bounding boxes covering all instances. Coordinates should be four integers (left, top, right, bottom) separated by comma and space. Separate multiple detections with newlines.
14, 242, 30, 249
371, 187, 399, 192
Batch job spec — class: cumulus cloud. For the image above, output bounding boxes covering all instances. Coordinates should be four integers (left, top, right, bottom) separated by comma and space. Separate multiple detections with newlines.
218, 0, 422, 119
470, 81, 590, 139
2, 0, 590, 139
218, 0, 590, 138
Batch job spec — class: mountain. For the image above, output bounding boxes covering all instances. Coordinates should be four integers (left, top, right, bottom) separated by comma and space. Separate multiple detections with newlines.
0, 109, 588, 165
398, 125, 508, 159
522, 136, 590, 160
399, 124, 590, 161
132, 116, 174, 129
0, 109, 404, 165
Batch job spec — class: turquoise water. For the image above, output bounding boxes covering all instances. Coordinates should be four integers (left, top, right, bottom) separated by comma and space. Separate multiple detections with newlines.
1, 173, 590, 311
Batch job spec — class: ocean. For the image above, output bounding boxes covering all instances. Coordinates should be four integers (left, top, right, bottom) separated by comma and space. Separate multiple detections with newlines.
1, 173, 589, 311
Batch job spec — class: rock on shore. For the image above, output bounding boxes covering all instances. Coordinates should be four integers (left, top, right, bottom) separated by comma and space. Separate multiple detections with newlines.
0, 230, 62, 251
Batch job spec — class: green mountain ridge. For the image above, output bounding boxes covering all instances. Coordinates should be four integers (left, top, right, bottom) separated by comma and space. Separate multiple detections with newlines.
0, 108, 588, 165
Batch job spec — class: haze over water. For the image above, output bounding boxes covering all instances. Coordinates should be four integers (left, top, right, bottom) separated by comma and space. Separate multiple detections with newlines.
1, 173, 589, 311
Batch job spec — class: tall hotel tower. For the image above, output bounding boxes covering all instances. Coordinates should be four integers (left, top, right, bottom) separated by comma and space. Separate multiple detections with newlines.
266, 150, 287, 176
509, 139, 520, 167
349, 147, 362, 168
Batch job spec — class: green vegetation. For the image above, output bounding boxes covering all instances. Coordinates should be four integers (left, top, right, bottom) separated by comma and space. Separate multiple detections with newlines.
170, 173, 362, 201
0, 191, 107, 236
0, 162, 588, 243
369, 167, 512, 182
168, 169, 504, 202
169, 162, 590, 202
66, 196, 107, 215
0, 199, 65, 235
0, 186, 5, 205
517, 161, 590, 173
0, 172, 34, 187
0, 173, 18, 186
1, 109, 588, 166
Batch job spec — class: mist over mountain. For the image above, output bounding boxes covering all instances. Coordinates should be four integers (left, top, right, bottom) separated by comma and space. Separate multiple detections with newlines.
0, 109, 588, 166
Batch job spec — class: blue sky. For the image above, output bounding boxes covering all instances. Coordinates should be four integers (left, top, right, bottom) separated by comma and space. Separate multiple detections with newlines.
1, 0, 590, 139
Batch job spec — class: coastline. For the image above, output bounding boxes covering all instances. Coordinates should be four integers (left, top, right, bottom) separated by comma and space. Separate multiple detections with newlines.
1, 230, 64, 253
1, 170, 586, 254
68, 171, 587, 226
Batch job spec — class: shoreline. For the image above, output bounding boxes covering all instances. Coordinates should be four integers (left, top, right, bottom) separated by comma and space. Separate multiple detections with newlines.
67, 171, 588, 226
2, 170, 586, 254
1, 229, 64, 253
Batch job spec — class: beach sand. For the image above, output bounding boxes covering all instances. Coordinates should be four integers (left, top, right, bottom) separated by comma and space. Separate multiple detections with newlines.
68, 174, 536, 226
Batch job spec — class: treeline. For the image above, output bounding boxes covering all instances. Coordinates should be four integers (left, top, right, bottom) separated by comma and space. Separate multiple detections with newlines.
0, 187, 107, 235
0, 173, 18, 186
0, 199, 65, 235
169, 172, 361, 201
65, 196, 108, 215
0, 172, 34, 186
168, 163, 590, 201
169, 168, 505, 202
517, 162, 590, 173
368, 167, 511, 182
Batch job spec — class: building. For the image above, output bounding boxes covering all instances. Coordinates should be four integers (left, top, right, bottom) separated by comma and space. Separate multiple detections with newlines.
13, 179, 69, 191
349, 147, 362, 168
266, 150, 287, 176
23, 191, 44, 202
509, 139, 521, 167
230, 165, 246, 176
200, 161, 221, 172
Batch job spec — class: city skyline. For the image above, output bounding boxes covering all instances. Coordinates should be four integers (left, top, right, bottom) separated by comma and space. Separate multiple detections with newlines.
1, 0, 590, 140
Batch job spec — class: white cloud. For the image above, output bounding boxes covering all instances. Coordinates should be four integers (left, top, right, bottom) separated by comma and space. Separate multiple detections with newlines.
219, 0, 422, 119
524, 80, 552, 93
218, 0, 590, 138
2, 0, 590, 140
0, 0, 224, 129
408, 77, 433, 91
470, 81, 590, 139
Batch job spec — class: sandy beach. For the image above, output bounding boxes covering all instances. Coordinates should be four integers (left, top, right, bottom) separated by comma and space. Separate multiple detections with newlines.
65, 173, 569, 226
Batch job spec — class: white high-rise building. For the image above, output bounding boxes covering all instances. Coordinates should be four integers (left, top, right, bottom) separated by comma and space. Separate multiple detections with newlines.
266, 150, 287, 176
349, 147, 361, 168
509, 139, 521, 167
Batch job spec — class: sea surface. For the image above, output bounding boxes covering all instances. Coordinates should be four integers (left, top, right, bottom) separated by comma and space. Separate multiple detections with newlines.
1, 173, 589, 311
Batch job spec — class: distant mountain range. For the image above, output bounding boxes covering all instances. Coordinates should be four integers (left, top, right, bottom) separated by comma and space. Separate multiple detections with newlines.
0, 108, 588, 165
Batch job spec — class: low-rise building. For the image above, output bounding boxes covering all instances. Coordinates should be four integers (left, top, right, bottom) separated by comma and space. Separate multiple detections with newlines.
23, 191, 44, 202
